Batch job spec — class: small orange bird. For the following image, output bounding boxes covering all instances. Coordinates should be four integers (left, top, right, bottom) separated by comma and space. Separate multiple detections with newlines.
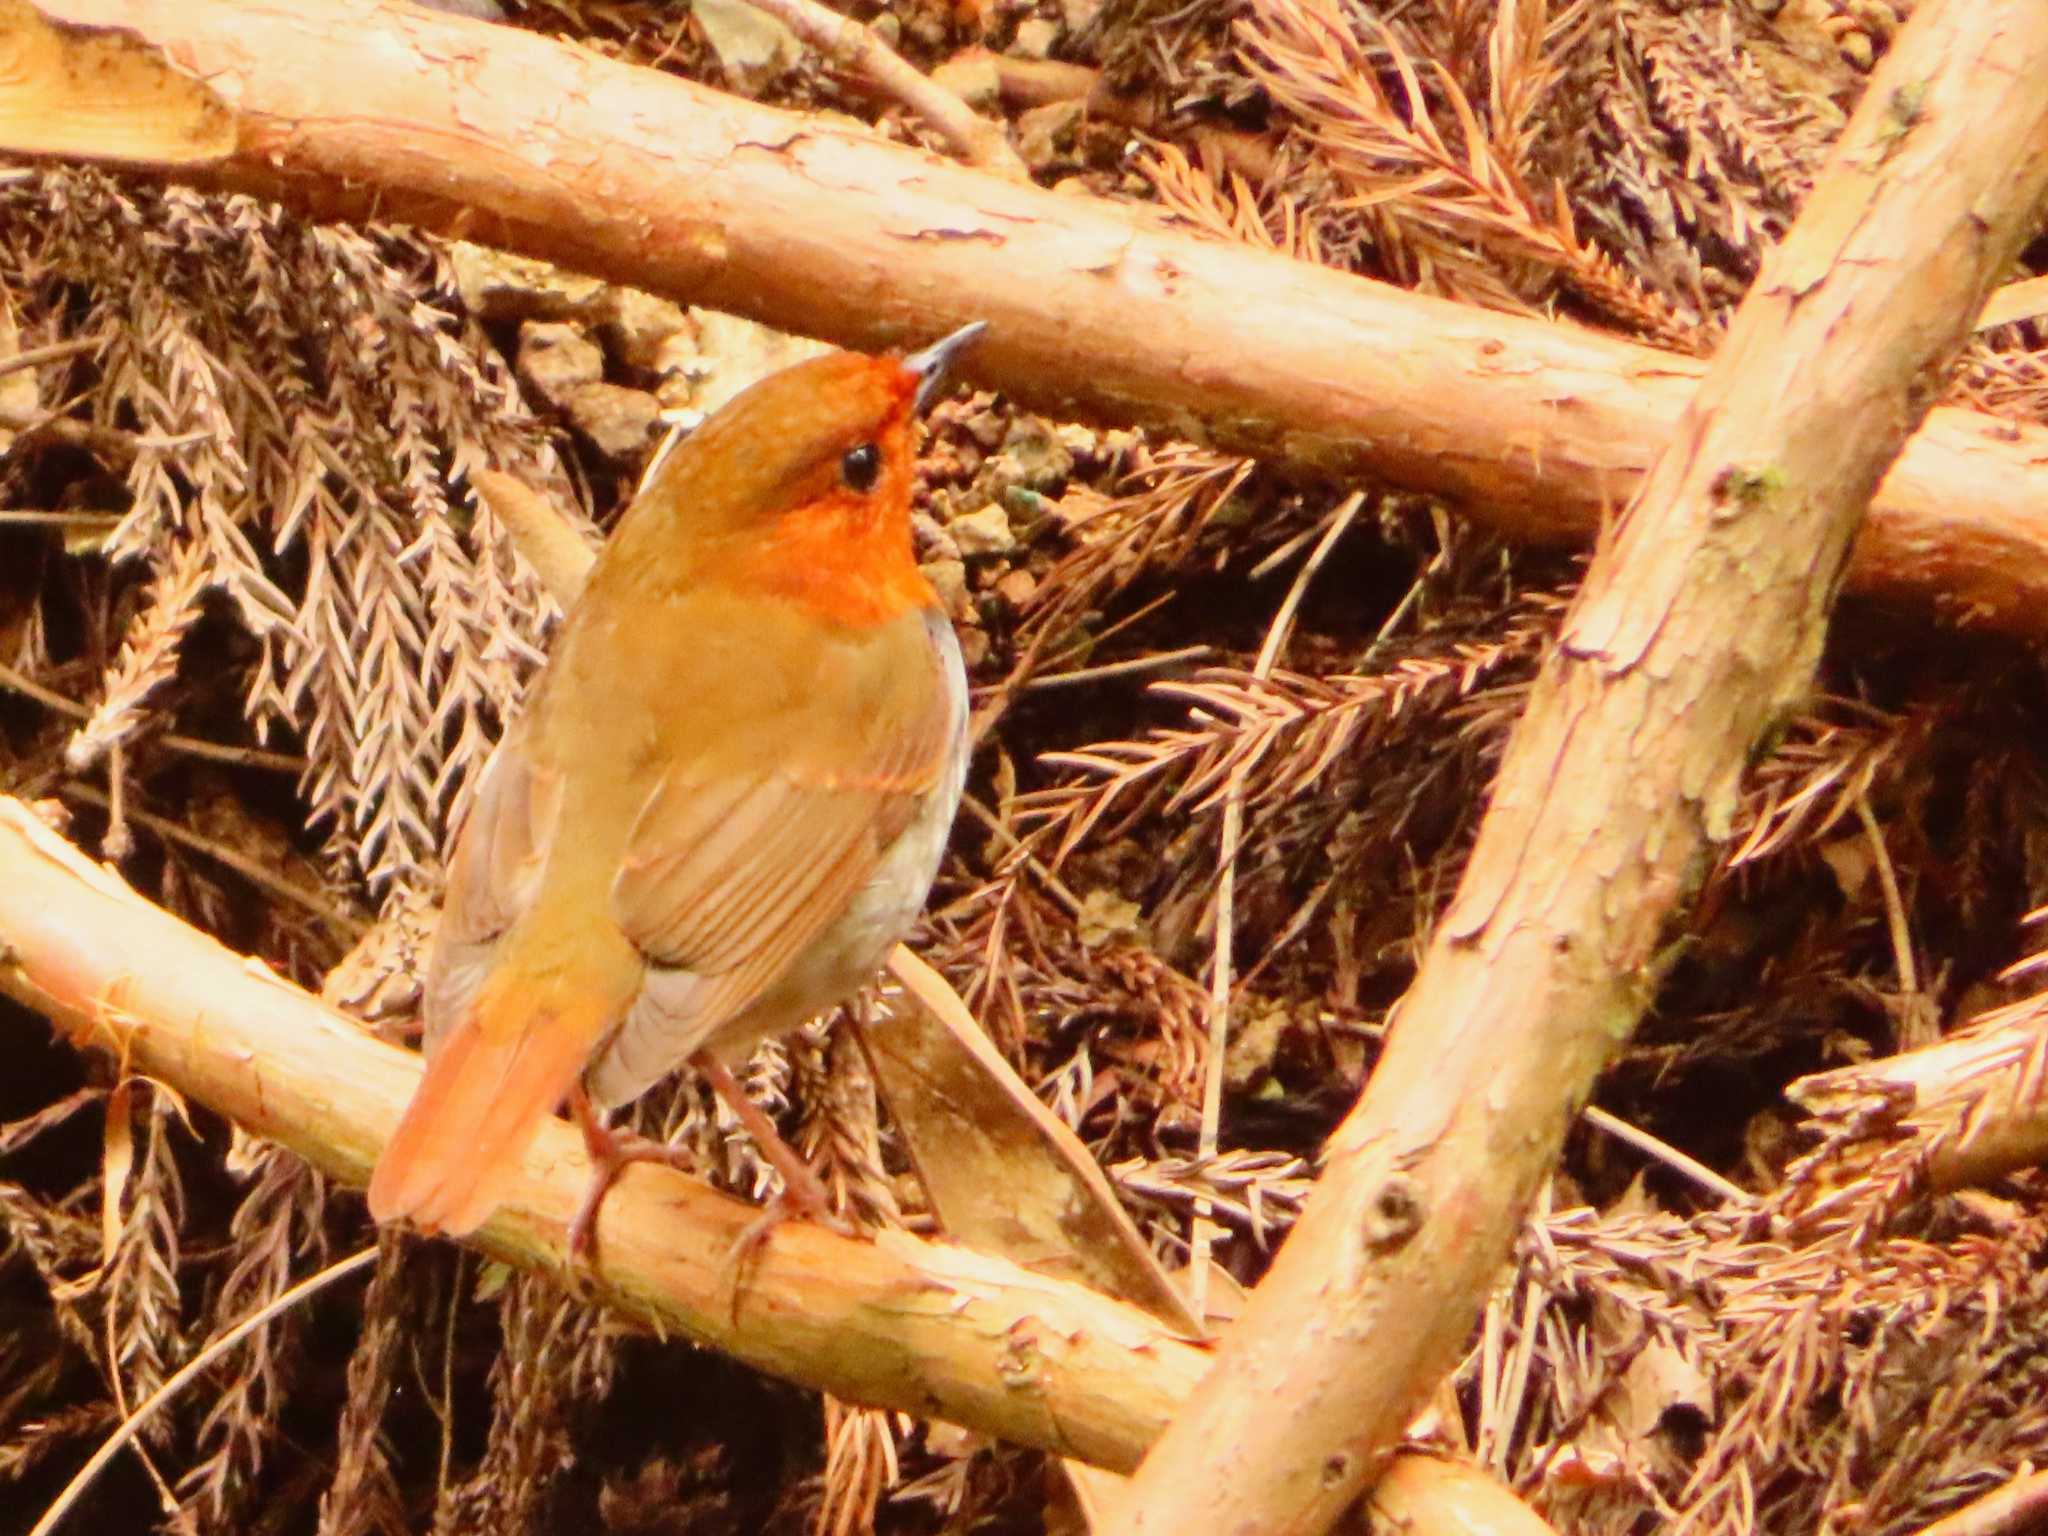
368, 324, 983, 1247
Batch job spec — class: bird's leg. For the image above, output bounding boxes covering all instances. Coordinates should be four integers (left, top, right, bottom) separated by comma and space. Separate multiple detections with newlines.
689, 1050, 856, 1319
690, 1050, 846, 1226
564, 1061, 852, 1272
564, 1085, 695, 1261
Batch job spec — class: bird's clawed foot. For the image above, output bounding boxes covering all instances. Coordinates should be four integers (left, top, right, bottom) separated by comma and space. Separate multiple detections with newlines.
565, 1086, 697, 1261
687, 1050, 852, 1238
564, 1066, 854, 1270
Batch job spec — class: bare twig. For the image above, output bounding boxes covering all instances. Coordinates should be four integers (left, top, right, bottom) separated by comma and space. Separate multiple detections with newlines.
1191, 492, 1364, 1316
741, 0, 1024, 175
31, 1249, 378, 1536
933, 48, 1281, 181
0, 660, 305, 771
1020, 645, 1215, 692
56, 782, 364, 936
0, 333, 103, 381
1907, 1469, 2048, 1536
1855, 789, 1919, 999
1581, 1105, 1753, 1208
957, 791, 1083, 918
0, 407, 208, 466
0, 795, 1210, 1472
1787, 986, 2048, 1193
1977, 273, 2048, 330
1108, 4, 2048, 1530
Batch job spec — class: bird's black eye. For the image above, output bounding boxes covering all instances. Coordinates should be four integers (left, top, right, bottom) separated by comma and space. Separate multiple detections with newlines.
840, 442, 881, 493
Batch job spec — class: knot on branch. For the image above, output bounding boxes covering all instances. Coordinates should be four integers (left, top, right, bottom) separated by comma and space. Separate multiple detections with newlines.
1359, 1176, 1423, 1253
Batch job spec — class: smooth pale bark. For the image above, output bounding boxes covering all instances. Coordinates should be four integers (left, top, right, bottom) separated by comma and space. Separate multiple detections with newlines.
0, 796, 1568, 1536
1787, 1000, 2048, 1192
1105, 5, 2048, 1534
12, 0, 2048, 638
0, 796, 1205, 1471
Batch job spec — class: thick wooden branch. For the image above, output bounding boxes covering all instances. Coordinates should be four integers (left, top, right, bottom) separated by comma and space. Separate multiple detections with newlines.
21, 0, 2048, 639
0, 796, 1209, 1472
1107, 5, 2048, 1535
0, 784, 1569, 1534
1788, 998, 2048, 1192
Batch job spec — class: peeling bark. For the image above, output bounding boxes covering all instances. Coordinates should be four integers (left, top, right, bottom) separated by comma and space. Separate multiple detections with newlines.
0, 796, 1206, 1473
17, 0, 2048, 638
1104, 5, 2048, 1534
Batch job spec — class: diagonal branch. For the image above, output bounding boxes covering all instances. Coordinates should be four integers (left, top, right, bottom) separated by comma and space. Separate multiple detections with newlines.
1106, 3, 2048, 1533
0, 784, 1576, 1534
0, 796, 1208, 1472
17, 0, 2048, 638
737, 0, 1023, 175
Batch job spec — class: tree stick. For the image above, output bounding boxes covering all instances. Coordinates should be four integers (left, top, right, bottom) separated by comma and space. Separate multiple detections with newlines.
1904, 1469, 2048, 1536
1104, 5, 2048, 1534
741, 0, 1023, 175
0, 795, 1562, 1536
19, 0, 2048, 639
931, 48, 1281, 181
0, 795, 1207, 1472
1787, 995, 2048, 1193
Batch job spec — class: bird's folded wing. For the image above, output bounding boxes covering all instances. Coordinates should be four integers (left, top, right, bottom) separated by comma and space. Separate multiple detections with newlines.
421, 714, 563, 1052
607, 679, 952, 1041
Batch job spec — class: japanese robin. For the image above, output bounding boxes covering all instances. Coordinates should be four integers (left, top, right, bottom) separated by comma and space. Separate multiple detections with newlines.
367, 323, 984, 1249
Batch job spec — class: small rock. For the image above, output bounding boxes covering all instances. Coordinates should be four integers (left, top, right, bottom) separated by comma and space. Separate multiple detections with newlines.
1001, 485, 1049, 528
1223, 1003, 1289, 1089
1045, 483, 1111, 535
921, 557, 970, 621
960, 395, 1008, 450
912, 510, 961, 563
949, 503, 1016, 557
600, 289, 695, 377
1098, 427, 1143, 465
1054, 422, 1099, 461
694, 0, 801, 90
1016, 99, 1085, 171
931, 50, 1001, 108
1059, 0, 1101, 34
516, 322, 603, 407
1011, 16, 1060, 57
994, 568, 1038, 609
1848, 0, 1895, 43
449, 243, 606, 323
956, 623, 992, 669
414, 0, 506, 18
996, 415, 1074, 491
681, 310, 831, 418
653, 371, 699, 412
564, 383, 663, 465
901, 3, 948, 49
1077, 888, 1142, 948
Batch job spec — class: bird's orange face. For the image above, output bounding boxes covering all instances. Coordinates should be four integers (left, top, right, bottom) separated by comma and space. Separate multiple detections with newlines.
739, 360, 934, 628
616, 351, 938, 629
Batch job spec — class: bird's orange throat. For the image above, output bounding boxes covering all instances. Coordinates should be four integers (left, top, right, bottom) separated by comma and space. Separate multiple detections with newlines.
737, 491, 937, 628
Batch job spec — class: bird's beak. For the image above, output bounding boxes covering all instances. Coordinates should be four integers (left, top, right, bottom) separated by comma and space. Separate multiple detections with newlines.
905, 321, 988, 413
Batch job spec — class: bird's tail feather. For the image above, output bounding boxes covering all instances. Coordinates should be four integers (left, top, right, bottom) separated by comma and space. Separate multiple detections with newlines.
368, 977, 612, 1236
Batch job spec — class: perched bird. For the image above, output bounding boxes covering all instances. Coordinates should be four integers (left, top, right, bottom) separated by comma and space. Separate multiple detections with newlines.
367, 324, 983, 1248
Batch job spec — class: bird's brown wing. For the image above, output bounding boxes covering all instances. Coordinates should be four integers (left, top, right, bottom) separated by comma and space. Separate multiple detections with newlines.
597, 624, 954, 1094
372, 712, 582, 1235
420, 712, 564, 1053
